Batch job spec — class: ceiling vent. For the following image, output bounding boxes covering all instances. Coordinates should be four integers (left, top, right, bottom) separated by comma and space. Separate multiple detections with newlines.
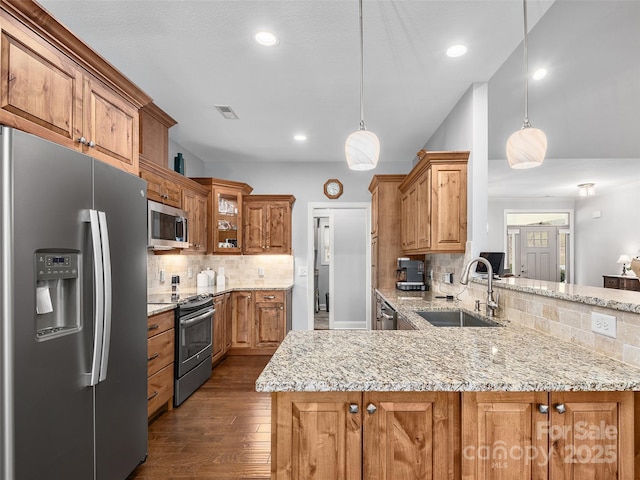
214, 105, 239, 120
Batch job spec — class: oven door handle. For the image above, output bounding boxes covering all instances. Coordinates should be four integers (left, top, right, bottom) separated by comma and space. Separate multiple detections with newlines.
180, 308, 215, 327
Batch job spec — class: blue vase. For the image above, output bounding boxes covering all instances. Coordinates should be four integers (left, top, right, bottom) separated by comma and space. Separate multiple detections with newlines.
174, 153, 184, 175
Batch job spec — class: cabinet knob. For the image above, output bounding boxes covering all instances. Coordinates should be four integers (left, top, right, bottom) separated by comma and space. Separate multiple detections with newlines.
538, 404, 549, 414
554, 403, 566, 414
349, 404, 359, 414
77, 136, 87, 145
366, 403, 377, 414
88, 140, 96, 148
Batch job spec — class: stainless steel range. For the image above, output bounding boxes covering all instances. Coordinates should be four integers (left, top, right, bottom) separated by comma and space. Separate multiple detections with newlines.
174, 295, 214, 406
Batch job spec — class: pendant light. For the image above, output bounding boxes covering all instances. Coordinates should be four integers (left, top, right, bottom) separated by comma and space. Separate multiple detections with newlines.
506, 0, 547, 169
345, 0, 379, 171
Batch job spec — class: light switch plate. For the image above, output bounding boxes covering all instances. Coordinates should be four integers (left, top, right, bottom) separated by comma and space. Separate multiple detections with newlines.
591, 312, 616, 338
258, 267, 265, 277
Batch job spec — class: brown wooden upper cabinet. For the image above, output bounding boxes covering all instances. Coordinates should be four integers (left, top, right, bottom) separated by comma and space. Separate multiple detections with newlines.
399, 150, 468, 254
139, 102, 177, 168
243, 195, 295, 255
192, 177, 253, 255
181, 186, 209, 254
0, 3, 150, 175
139, 159, 183, 208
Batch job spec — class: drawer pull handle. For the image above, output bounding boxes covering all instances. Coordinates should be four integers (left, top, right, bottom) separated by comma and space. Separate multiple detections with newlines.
263, 295, 276, 299
148, 324, 159, 331
147, 391, 159, 401
147, 352, 159, 361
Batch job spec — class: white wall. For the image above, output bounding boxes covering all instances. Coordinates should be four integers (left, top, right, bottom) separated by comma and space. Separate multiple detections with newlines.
424, 82, 489, 256
575, 182, 640, 286
203, 160, 411, 330
169, 138, 205, 177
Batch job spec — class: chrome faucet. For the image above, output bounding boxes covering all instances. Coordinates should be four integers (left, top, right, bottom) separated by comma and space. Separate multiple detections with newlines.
460, 257, 498, 317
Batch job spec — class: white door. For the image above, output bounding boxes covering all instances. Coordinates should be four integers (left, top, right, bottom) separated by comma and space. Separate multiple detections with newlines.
519, 225, 559, 281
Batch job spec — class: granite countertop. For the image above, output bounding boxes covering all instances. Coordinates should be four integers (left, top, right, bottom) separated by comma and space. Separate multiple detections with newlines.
147, 283, 293, 316
255, 288, 640, 393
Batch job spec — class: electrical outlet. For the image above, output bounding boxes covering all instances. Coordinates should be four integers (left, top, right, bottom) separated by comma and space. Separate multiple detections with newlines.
258, 267, 265, 277
159, 270, 165, 283
443, 272, 453, 284
429, 270, 434, 281
298, 266, 308, 276
187, 268, 193, 279
591, 312, 616, 338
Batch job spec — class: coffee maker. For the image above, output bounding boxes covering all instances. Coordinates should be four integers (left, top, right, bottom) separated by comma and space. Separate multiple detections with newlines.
396, 257, 426, 291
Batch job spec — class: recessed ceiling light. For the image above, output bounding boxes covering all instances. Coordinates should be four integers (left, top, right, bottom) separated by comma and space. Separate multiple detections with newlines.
446, 45, 467, 58
533, 68, 548, 80
254, 31, 279, 47
294, 134, 307, 142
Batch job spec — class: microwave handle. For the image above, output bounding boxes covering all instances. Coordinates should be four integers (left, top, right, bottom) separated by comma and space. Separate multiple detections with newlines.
176, 216, 187, 242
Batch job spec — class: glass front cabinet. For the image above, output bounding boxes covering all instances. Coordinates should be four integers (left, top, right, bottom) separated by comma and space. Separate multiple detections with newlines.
192, 178, 253, 254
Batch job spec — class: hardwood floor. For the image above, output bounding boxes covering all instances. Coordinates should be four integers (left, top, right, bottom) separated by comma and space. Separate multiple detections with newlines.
128, 356, 272, 480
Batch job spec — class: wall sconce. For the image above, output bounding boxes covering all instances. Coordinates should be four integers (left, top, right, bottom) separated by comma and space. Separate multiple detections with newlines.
617, 254, 631, 275
578, 183, 595, 196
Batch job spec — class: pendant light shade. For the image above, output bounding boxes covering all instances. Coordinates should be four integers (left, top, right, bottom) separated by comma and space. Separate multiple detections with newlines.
345, 0, 379, 170
506, 125, 547, 169
506, 0, 546, 169
345, 128, 380, 171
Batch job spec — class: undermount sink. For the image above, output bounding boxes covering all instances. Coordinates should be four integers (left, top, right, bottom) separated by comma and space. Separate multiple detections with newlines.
417, 310, 501, 327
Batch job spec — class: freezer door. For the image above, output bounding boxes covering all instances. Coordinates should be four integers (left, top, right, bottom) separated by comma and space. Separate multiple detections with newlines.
93, 160, 148, 479
8, 128, 95, 479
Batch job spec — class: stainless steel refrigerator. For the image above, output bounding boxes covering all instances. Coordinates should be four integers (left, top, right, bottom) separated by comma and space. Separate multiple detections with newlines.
0, 126, 148, 479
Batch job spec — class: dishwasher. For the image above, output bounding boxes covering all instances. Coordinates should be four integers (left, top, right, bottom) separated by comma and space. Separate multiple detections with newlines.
376, 299, 397, 330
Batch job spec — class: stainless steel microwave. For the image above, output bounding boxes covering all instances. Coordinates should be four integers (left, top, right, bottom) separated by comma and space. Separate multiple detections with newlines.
147, 200, 189, 249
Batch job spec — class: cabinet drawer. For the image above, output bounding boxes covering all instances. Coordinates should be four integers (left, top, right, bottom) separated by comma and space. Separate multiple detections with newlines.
255, 291, 284, 303
147, 329, 174, 377
147, 309, 175, 337
147, 363, 173, 418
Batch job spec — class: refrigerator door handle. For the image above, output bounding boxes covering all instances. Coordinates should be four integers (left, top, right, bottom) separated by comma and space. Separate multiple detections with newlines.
85, 209, 105, 386
97, 211, 112, 382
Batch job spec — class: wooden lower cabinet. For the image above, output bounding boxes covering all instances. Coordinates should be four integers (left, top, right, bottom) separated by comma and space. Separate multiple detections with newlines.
230, 289, 289, 355
147, 309, 175, 419
212, 293, 232, 366
462, 391, 634, 480
271, 391, 457, 480
273, 391, 636, 480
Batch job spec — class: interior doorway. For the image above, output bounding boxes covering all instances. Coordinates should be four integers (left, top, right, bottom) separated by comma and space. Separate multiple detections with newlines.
307, 203, 370, 330
505, 210, 573, 283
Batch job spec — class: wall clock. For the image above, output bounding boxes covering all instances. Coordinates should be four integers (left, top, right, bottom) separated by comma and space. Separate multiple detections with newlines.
323, 179, 343, 199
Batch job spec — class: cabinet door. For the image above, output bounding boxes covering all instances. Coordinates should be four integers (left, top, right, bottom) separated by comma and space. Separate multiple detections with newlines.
243, 201, 265, 253
254, 292, 285, 348
462, 392, 549, 480
363, 392, 455, 480
224, 293, 232, 352
183, 188, 208, 252
231, 291, 252, 348
213, 187, 243, 254
430, 163, 466, 252
549, 391, 634, 480
212, 295, 226, 364
371, 236, 378, 290
266, 203, 290, 253
0, 14, 81, 146
273, 392, 362, 480
147, 329, 174, 377
371, 186, 379, 237
82, 75, 138, 174
401, 186, 417, 252
416, 168, 431, 250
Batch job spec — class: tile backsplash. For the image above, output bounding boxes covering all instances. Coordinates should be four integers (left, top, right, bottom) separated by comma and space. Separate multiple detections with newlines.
147, 252, 293, 293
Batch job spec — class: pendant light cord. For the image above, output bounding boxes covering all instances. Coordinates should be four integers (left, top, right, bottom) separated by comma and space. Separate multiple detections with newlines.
359, 0, 366, 130
522, 0, 531, 128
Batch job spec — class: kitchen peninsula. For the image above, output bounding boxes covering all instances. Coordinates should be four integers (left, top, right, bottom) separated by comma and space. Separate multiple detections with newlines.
257, 287, 640, 480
